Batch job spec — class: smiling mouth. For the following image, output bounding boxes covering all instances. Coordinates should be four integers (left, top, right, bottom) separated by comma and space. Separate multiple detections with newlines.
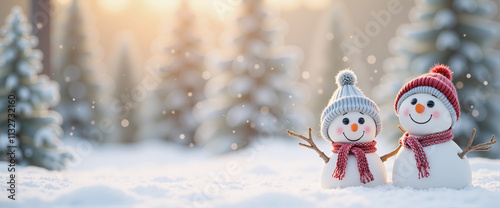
409, 114, 432, 124
343, 131, 365, 142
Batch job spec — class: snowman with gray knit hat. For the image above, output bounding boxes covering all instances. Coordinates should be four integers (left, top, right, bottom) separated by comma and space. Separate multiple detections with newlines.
383, 64, 497, 189
288, 69, 387, 188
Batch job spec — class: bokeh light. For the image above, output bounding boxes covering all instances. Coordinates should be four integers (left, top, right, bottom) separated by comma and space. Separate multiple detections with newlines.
98, 0, 131, 13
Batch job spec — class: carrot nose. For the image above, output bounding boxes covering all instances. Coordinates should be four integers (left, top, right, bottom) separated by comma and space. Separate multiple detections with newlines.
351, 123, 358, 132
415, 103, 425, 114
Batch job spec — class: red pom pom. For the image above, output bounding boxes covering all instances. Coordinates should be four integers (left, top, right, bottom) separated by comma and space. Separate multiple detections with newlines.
430, 64, 452, 80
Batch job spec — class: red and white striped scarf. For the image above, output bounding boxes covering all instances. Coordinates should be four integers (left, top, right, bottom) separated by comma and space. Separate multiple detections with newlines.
332, 141, 377, 184
399, 128, 454, 179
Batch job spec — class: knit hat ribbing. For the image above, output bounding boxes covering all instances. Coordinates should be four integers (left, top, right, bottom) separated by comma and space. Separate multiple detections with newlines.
395, 64, 460, 126
321, 69, 382, 142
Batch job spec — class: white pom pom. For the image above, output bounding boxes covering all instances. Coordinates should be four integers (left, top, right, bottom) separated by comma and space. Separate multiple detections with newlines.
335, 69, 357, 86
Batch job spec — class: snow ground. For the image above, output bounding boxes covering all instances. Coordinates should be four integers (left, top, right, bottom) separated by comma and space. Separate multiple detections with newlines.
0, 137, 499, 208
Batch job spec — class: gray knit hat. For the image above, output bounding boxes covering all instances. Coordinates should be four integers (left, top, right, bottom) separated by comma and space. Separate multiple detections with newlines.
320, 69, 382, 142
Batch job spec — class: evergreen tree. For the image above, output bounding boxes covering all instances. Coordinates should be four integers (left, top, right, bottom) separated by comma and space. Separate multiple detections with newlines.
308, 1, 369, 132
374, 0, 500, 157
110, 32, 142, 143
53, 0, 112, 138
0, 7, 72, 170
146, 2, 207, 146
196, 0, 310, 153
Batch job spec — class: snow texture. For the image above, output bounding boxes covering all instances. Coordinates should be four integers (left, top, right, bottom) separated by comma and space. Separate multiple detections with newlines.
0, 139, 498, 207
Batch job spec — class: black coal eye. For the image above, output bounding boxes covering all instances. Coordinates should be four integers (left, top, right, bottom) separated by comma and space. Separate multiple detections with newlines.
358, 117, 365, 124
411, 98, 417, 105
342, 118, 349, 125
427, 100, 435, 108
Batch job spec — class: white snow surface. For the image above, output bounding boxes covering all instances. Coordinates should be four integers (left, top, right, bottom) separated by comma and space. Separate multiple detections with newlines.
0, 138, 499, 208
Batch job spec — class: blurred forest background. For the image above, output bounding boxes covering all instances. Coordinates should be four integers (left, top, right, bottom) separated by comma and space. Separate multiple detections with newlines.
0, 0, 499, 170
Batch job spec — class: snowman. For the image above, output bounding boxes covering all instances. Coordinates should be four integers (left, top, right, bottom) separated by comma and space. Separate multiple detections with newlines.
384, 65, 496, 189
288, 69, 387, 188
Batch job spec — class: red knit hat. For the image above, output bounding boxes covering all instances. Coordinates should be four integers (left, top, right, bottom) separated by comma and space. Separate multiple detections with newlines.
395, 64, 460, 126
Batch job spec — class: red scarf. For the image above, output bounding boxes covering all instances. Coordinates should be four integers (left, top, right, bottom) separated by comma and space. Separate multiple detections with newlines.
331, 141, 377, 184
399, 128, 454, 179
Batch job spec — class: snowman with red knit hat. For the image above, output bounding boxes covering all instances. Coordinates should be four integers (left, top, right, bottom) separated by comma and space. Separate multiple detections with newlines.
385, 64, 496, 189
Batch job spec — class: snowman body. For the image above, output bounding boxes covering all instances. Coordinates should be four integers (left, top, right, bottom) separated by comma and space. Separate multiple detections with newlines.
393, 140, 471, 189
393, 93, 471, 189
321, 111, 387, 188
321, 152, 387, 188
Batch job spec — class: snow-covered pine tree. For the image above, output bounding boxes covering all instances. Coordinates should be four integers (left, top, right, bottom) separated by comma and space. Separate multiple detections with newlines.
53, 0, 112, 138
374, 0, 500, 157
195, 0, 310, 152
145, 1, 206, 146
0, 7, 72, 170
110, 32, 142, 143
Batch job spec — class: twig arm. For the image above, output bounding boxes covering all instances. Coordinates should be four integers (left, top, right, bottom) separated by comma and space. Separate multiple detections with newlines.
287, 128, 330, 163
380, 144, 402, 162
459, 129, 497, 159
380, 125, 406, 162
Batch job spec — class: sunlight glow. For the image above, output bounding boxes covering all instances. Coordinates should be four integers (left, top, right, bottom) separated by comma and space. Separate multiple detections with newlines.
56, 0, 71, 5
144, 0, 216, 19
303, 0, 332, 10
98, 0, 131, 13
265, 0, 332, 11
265, 0, 301, 11
97, 0, 331, 17
190, 0, 217, 16
144, 0, 180, 12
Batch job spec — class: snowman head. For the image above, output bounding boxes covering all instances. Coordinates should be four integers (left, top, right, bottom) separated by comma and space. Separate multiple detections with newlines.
397, 93, 452, 136
327, 111, 377, 143
321, 69, 382, 143
395, 65, 460, 135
